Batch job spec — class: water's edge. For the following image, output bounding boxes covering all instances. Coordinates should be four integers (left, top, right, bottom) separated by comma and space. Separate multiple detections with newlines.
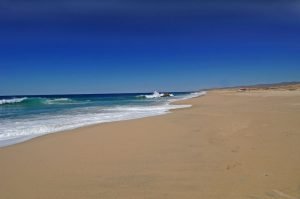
0, 92, 206, 148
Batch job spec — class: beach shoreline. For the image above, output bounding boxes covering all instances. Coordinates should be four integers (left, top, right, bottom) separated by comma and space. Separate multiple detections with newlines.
0, 92, 205, 148
1, 88, 300, 199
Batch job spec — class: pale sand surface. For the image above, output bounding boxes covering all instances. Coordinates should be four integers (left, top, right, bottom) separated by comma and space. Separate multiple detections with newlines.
1, 90, 300, 199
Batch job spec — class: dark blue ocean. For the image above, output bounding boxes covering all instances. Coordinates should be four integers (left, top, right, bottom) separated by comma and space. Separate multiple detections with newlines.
0, 91, 205, 147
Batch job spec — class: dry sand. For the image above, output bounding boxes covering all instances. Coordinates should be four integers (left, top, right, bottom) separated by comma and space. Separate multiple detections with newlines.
1, 89, 300, 199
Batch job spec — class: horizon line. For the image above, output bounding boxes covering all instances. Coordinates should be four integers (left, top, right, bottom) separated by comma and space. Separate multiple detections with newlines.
1, 80, 299, 97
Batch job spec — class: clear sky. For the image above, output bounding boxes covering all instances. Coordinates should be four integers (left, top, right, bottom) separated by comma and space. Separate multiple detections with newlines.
1, 0, 300, 95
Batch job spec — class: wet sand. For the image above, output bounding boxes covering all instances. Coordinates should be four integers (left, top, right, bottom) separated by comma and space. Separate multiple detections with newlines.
1, 89, 300, 199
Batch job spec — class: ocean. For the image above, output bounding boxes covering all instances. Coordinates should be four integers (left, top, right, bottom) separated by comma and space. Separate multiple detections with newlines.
0, 91, 205, 147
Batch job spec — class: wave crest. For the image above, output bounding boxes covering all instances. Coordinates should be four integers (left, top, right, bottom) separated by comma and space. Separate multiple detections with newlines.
0, 97, 75, 106
0, 97, 28, 105
137, 91, 174, 99
44, 98, 72, 104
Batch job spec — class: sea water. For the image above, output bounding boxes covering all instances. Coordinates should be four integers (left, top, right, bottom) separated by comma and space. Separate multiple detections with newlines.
0, 92, 205, 147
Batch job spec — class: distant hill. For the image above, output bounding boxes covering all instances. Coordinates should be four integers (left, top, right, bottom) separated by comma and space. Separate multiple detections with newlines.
205, 81, 300, 91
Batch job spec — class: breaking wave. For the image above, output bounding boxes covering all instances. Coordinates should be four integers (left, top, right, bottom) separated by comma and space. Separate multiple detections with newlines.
137, 91, 175, 99
0, 97, 28, 105
0, 97, 75, 106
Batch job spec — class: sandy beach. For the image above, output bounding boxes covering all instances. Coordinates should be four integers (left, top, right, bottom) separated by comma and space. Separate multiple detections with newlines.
1, 88, 300, 199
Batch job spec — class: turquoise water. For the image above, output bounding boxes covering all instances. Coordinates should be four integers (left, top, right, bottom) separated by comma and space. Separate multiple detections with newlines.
0, 92, 205, 147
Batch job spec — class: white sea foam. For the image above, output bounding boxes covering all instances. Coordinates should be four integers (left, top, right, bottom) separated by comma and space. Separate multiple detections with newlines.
0, 105, 190, 147
0, 97, 28, 105
145, 91, 164, 98
0, 92, 206, 147
44, 98, 72, 104
139, 91, 174, 99
51, 98, 70, 101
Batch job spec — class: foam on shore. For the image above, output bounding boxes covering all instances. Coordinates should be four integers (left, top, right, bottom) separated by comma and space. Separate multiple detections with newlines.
0, 92, 205, 147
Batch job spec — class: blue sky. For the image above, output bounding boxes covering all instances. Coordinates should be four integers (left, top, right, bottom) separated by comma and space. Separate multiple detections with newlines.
1, 0, 300, 95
